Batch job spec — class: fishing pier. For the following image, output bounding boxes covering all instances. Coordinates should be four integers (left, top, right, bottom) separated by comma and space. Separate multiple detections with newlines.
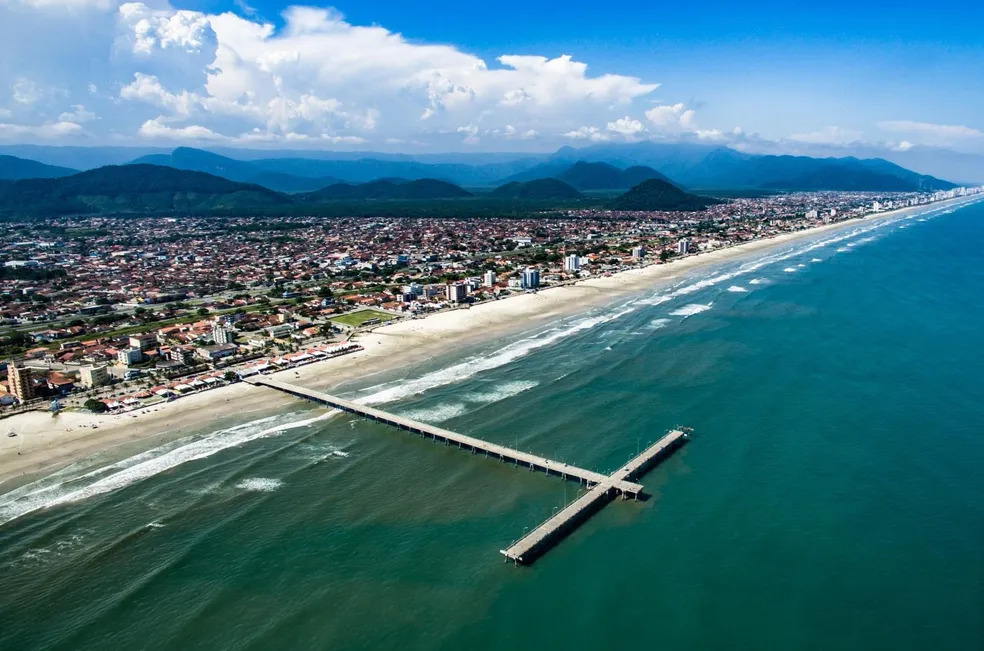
246, 376, 688, 564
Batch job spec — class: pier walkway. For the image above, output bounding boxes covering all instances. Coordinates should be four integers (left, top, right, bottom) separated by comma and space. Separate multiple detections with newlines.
500, 429, 687, 564
246, 376, 687, 564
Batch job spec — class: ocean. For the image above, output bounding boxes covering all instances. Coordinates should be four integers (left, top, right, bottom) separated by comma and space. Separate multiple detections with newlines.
1, 199, 983, 650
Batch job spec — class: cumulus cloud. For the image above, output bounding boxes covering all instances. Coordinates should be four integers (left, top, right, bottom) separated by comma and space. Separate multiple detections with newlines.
645, 102, 697, 131
606, 116, 645, 137
0, 0, 667, 147
58, 104, 97, 123
563, 126, 610, 142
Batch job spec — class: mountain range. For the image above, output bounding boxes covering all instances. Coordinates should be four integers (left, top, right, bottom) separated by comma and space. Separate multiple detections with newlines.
0, 164, 284, 215
502, 161, 675, 190
0, 162, 714, 217
0, 155, 77, 181
0, 143, 961, 193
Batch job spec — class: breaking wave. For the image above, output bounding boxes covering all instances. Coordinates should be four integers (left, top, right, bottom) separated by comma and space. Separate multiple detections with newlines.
462, 380, 539, 404
0, 411, 335, 526
669, 302, 713, 317
235, 477, 284, 493
398, 402, 468, 423
727, 286, 748, 293
356, 304, 638, 406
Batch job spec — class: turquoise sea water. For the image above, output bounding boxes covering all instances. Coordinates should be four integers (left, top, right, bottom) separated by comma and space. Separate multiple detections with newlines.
1, 199, 983, 650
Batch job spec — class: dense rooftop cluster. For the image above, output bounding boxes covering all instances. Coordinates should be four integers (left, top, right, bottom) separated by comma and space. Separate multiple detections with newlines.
0, 186, 979, 411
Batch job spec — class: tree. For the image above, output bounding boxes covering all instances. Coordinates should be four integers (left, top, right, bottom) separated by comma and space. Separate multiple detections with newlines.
197, 307, 210, 316
83, 398, 108, 413
223, 371, 239, 382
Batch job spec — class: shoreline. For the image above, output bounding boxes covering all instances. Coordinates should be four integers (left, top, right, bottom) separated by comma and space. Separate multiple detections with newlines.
1, 195, 978, 491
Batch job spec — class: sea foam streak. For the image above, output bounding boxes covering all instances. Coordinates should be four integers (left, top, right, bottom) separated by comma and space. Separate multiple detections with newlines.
0, 411, 335, 526
356, 304, 638, 406
670, 302, 713, 317
398, 402, 467, 423
235, 477, 283, 493
650, 318, 671, 329
727, 286, 748, 293
463, 380, 539, 404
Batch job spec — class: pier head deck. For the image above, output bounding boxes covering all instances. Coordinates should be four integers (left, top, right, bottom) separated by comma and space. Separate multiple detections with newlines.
247, 376, 688, 565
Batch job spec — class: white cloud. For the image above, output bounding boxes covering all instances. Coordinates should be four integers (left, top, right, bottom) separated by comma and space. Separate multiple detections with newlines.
695, 129, 726, 141
58, 104, 97, 123
874, 121, 984, 154
645, 102, 696, 131
606, 116, 645, 136
0, 120, 85, 138
12, 78, 43, 105
138, 117, 226, 140
503, 124, 537, 140
788, 125, 864, 145
563, 126, 610, 142
117, 2, 215, 56
878, 120, 983, 141
0, 1, 666, 146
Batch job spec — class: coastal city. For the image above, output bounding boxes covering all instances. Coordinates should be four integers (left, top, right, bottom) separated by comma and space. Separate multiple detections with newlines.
1, 186, 979, 416
4, 0, 984, 646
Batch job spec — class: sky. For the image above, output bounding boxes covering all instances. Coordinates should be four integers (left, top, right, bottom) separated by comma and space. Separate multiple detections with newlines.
1, 0, 983, 165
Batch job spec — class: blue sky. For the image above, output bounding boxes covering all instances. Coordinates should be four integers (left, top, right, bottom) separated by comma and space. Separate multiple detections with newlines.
1, 0, 983, 167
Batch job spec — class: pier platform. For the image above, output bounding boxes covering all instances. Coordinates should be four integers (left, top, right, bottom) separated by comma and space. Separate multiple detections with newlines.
246, 376, 688, 564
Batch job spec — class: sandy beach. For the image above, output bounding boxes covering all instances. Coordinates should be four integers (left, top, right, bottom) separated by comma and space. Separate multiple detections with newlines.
1, 196, 976, 491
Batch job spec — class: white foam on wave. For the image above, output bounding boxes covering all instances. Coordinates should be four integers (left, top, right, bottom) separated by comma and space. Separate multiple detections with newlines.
749, 278, 766, 285
727, 286, 748, 293
637, 295, 671, 306
0, 411, 335, 527
669, 302, 713, 317
398, 402, 467, 423
811, 258, 822, 262
235, 477, 283, 493
783, 267, 797, 273
836, 246, 849, 252
356, 304, 638, 406
463, 380, 539, 404
650, 318, 671, 329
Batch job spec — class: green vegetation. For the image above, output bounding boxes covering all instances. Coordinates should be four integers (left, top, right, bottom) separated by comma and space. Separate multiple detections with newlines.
83, 398, 108, 413
0, 154, 77, 180
0, 164, 285, 216
330, 309, 398, 328
0, 266, 68, 281
490, 178, 581, 200
557, 161, 673, 190
611, 179, 720, 212
300, 178, 472, 201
